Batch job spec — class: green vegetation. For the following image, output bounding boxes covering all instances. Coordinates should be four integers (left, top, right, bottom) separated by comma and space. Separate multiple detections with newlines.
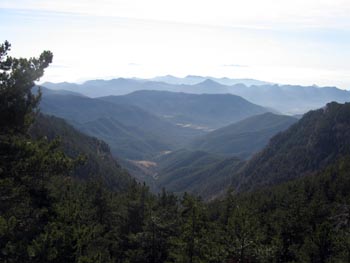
2, 41, 350, 262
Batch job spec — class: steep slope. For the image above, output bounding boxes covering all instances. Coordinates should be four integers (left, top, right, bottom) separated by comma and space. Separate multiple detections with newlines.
190, 113, 297, 158
29, 114, 132, 191
100, 90, 269, 129
40, 93, 203, 159
237, 102, 350, 192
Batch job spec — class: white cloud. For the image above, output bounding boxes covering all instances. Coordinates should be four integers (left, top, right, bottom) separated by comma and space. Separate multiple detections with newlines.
2, 0, 350, 29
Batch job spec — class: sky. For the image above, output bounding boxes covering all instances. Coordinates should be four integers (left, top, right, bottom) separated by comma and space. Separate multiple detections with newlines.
1, 0, 350, 89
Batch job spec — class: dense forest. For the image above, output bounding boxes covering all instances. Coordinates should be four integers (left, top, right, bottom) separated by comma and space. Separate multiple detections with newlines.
2, 42, 350, 263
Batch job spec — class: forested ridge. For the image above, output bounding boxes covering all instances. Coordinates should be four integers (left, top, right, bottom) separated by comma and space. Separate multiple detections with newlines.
236, 101, 350, 192
2, 42, 350, 262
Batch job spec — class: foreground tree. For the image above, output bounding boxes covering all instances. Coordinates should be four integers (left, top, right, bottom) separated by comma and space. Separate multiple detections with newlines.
0, 41, 71, 262
0, 41, 53, 134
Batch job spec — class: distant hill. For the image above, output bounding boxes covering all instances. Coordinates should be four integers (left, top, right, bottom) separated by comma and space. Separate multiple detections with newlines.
230, 84, 350, 114
100, 90, 269, 129
29, 114, 133, 191
236, 102, 350, 192
190, 113, 297, 158
39, 93, 204, 160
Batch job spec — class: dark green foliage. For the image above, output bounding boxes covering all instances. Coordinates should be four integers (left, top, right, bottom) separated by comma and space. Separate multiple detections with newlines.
232, 156, 350, 262
0, 41, 52, 134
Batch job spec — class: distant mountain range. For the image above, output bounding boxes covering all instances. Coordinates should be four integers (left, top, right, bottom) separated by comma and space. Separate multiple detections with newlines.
150, 75, 271, 86
42, 76, 350, 114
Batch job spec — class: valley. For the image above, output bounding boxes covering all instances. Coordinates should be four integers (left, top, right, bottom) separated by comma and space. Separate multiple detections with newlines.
38, 78, 350, 200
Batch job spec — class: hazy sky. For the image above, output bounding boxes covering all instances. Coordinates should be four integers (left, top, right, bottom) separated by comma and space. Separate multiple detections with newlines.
1, 0, 350, 89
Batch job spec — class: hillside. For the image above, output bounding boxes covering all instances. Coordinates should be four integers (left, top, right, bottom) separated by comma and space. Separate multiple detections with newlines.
154, 149, 244, 199
190, 113, 297, 158
29, 114, 133, 191
39, 93, 203, 159
236, 102, 350, 192
100, 90, 269, 129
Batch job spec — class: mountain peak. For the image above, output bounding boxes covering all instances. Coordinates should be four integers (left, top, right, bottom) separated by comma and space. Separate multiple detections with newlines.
196, 79, 221, 86
185, 75, 203, 78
